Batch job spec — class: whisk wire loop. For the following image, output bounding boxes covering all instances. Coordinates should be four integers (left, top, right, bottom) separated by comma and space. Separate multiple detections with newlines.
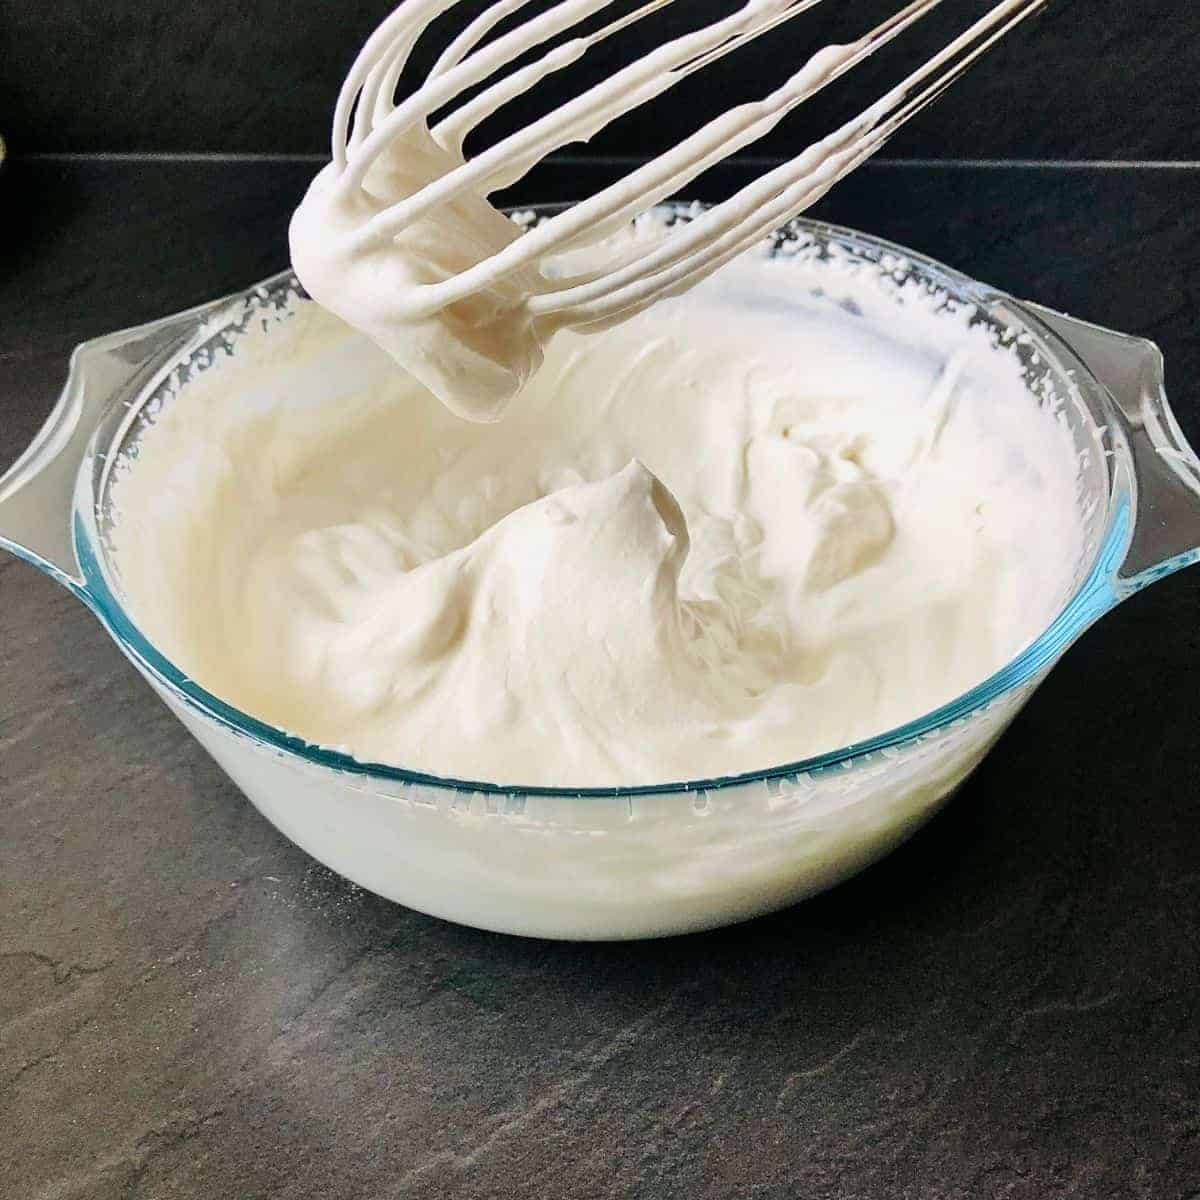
326, 0, 1049, 328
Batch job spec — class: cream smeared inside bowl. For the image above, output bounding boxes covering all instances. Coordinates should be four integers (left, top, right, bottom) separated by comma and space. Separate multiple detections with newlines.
108, 230, 1083, 787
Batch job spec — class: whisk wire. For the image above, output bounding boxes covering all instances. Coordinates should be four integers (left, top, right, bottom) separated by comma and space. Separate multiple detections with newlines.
532, 0, 1050, 326
351, 0, 835, 240
339, 0, 616, 180
578, 1, 1052, 327
324, 0, 1050, 329
433, 0, 683, 156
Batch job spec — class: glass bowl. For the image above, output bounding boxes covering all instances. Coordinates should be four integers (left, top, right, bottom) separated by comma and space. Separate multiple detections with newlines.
3, 211, 1199, 940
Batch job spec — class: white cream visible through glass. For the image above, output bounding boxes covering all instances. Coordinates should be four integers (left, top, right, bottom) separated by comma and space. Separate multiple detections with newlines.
109, 226, 1083, 787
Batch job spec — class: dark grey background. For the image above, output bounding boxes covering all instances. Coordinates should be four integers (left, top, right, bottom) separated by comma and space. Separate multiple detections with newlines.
1, 0, 1196, 159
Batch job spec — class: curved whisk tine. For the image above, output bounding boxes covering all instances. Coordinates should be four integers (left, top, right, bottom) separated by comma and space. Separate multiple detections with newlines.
521, 0, 945, 295
394, 0, 1044, 324
432, 0, 678, 156
429, 0, 541, 79
358, 39, 411, 140
366, 0, 935, 316
340, 0, 626, 194
302, 0, 1053, 372
332, 0, 469, 169
353, 0, 825, 238
540, 0, 1052, 329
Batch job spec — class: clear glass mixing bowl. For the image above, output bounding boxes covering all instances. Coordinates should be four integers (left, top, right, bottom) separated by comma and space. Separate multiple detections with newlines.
3, 212, 1199, 940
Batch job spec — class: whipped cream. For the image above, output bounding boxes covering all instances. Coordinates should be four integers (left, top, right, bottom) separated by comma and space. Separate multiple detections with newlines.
290, 125, 547, 422
289, 0, 883, 421
109, 237, 1083, 787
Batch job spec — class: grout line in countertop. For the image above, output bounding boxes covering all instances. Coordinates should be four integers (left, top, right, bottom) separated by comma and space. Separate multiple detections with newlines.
15, 152, 1200, 170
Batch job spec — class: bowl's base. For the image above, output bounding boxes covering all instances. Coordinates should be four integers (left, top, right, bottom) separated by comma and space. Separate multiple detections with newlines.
173, 694, 973, 940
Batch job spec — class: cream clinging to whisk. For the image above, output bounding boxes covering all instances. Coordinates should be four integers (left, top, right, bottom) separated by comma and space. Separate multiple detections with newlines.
290, 0, 1048, 420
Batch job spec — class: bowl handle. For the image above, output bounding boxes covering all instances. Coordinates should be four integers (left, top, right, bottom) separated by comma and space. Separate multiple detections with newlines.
1024, 303, 1200, 595
0, 300, 233, 593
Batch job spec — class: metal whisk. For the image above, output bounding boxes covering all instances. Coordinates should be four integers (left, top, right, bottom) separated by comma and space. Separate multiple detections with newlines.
292, 0, 1048, 414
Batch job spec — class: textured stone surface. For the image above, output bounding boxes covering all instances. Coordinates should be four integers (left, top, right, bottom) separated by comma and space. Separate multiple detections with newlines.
1, 159, 1199, 1198
2, 0, 1198, 160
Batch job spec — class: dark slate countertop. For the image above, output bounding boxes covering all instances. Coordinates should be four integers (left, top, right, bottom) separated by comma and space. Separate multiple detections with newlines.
2, 158, 1198, 1200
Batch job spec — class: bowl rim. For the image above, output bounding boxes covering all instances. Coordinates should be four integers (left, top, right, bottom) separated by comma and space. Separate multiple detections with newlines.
77, 212, 1132, 799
